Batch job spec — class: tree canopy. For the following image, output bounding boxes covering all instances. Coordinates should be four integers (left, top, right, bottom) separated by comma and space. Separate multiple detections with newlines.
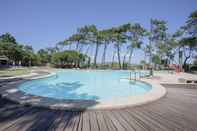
0, 10, 196, 71
52, 50, 88, 68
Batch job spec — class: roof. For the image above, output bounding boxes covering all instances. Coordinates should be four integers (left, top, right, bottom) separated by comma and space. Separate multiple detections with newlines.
0, 55, 9, 61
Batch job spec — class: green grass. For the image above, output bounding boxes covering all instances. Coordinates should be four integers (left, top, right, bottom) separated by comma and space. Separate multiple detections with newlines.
0, 68, 30, 77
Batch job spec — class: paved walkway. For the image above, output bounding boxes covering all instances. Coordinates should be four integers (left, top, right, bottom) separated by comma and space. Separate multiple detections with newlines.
151, 72, 197, 84
0, 83, 197, 131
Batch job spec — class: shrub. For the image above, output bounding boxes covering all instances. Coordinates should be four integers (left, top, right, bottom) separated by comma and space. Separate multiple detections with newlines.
52, 50, 88, 68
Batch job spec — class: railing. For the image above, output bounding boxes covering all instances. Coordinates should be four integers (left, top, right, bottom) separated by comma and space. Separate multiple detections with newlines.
129, 71, 148, 81
129, 71, 137, 81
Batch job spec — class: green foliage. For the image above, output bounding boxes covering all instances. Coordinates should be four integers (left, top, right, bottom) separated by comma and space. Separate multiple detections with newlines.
194, 60, 197, 65
152, 54, 161, 65
0, 10, 196, 70
180, 37, 197, 70
111, 62, 120, 69
0, 33, 40, 66
150, 19, 168, 55
126, 23, 147, 64
140, 60, 146, 65
190, 65, 197, 72
0, 69, 30, 77
0, 33, 17, 44
52, 50, 87, 68
0, 41, 20, 61
180, 37, 197, 48
184, 10, 197, 37
122, 62, 129, 69
37, 49, 51, 65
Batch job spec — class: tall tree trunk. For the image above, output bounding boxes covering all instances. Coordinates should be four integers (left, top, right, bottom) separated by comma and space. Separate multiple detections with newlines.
143, 51, 147, 70
149, 22, 153, 76
85, 45, 90, 55
111, 50, 115, 68
102, 43, 108, 65
76, 41, 80, 51
178, 47, 183, 66
128, 49, 133, 64
79, 44, 84, 53
183, 56, 190, 71
117, 44, 121, 69
183, 49, 191, 72
122, 50, 129, 69
94, 42, 99, 67
122, 55, 126, 69
144, 51, 146, 63
69, 44, 71, 50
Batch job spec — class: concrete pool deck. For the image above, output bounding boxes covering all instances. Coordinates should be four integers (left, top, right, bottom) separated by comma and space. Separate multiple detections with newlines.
0, 69, 196, 110
151, 72, 197, 84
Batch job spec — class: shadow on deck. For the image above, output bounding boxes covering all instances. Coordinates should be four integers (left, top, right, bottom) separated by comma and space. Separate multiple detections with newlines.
0, 75, 197, 130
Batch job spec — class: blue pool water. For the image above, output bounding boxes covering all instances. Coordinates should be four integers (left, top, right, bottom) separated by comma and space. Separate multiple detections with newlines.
18, 70, 152, 101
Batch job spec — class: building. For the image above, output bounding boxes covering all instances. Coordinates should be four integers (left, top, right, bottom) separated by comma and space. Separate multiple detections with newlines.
0, 55, 9, 68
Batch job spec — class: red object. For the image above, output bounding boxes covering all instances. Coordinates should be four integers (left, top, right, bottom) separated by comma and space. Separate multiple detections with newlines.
169, 64, 182, 73
175, 65, 182, 73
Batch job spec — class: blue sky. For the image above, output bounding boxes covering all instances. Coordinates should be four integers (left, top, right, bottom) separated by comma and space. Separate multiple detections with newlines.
0, 0, 196, 63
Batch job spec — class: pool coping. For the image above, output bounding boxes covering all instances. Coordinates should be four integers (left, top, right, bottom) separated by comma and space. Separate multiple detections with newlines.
0, 70, 167, 111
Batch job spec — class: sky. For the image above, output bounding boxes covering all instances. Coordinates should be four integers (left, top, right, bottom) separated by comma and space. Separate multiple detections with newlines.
0, 0, 196, 63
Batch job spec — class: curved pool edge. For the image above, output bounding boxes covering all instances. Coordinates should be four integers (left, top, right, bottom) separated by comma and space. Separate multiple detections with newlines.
27, 72, 57, 80
65, 79, 166, 110
82, 79, 167, 110
0, 70, 167, 111
48, 79, 167, 111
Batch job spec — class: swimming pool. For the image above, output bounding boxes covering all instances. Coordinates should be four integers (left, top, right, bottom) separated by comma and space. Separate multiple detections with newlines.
18, 70, 152, 102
